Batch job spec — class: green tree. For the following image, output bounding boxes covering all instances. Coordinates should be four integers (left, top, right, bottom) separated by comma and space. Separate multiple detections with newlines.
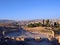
42, 19, 45, 26
54, 22, 59, 28
33, 22, 42, 27
28, 22, 42, 27
28, 23, 34, 27
38, 22, 42, 26
57, 26, 60, 31
43, 19, 44, 25
46, 19, 50, 27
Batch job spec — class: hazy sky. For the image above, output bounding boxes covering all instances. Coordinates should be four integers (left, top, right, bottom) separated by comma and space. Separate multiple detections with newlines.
0, 0, 60, 20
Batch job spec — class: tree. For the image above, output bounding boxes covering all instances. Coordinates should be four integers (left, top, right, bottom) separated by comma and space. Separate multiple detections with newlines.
42, 19, 45, 26
43, 19, 44, 25
27, 22, 42, 27
38, 22, 42, 26
33, 22, 42, 27
58, 26, 60, 31
28, 23, 34, 27
46, 19, 50, 27
54, 22, 59, 28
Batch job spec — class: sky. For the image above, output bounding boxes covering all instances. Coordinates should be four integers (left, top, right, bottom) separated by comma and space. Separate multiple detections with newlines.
0, 0, 60, 20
